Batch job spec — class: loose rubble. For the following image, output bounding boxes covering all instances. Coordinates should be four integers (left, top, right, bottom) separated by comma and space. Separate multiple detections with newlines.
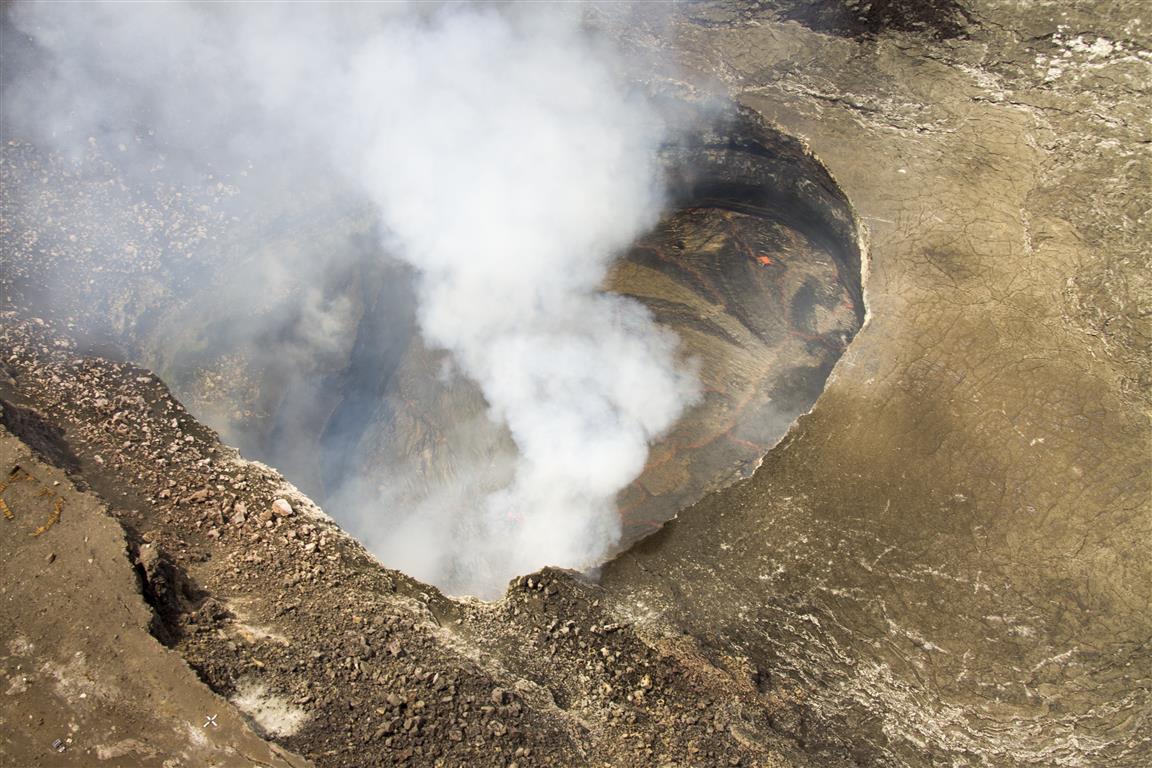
1, 314, 794, 766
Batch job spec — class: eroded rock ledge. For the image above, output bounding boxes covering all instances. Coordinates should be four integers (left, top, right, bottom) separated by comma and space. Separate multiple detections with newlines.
2, 315, 802, 766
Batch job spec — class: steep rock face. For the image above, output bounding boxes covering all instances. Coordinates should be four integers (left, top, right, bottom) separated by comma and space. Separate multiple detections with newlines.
325, 108, 864, 551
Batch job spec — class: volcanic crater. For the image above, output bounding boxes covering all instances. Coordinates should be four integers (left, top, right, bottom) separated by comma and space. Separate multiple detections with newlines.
127, 106, 866, 563
2, 2, 1147, 766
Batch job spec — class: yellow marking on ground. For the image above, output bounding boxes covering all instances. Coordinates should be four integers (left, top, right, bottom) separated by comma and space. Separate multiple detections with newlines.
0, 498, 12, 520
31, 497, 62, 537
7, 466, 36, 484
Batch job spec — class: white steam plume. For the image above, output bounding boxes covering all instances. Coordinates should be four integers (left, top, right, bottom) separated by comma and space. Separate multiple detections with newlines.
4, 2, 698, 597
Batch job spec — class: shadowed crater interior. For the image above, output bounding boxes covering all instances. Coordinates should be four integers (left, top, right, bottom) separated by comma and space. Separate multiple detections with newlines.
203, 105, 866, 553
1, 103, 865, 560
606, 106, 865, 543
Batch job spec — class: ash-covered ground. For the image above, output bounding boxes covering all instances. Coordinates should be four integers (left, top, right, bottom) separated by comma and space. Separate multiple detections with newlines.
2, 1, 1150, 767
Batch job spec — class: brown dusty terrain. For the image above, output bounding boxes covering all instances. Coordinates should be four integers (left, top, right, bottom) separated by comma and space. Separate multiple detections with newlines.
1, 319, 798, 767
0, 420, 310, 768
2, 1, 1150, 767
606, 0, 1151, 764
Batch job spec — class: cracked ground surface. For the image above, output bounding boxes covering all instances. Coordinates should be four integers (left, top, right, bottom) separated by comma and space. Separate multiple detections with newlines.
2, 1, 1149, 766
606, 0, 1150, 764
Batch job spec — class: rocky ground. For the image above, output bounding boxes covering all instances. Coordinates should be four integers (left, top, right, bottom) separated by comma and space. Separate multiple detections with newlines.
1, 315, 798, 766
0, 420, 308, 768
2, 1, 1149, 767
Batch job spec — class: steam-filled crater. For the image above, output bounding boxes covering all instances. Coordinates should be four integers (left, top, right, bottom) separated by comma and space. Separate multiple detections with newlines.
112, 107, 863, 567
0, 106, 857, 582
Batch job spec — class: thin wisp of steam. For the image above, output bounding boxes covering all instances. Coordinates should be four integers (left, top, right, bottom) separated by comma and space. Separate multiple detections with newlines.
4, 1, 698, 597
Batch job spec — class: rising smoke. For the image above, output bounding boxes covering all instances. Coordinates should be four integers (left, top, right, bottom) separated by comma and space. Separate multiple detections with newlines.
3, 2, 699, 597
